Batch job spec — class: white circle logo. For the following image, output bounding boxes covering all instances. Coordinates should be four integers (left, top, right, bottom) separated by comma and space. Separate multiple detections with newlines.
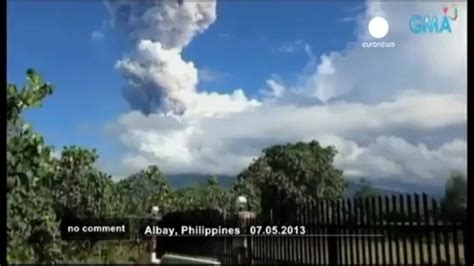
368, 17, 389, 39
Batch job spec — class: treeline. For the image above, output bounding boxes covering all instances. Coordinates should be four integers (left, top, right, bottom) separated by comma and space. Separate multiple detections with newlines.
7, 70, 466, 263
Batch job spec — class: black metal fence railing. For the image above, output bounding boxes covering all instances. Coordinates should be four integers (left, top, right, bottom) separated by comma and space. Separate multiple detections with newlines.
156, 193, 466, 265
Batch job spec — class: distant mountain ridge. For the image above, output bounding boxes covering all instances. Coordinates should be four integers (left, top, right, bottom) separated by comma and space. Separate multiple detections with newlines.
165, 173, 235, 188
165, 173, 440, 198
344, 181, 401, 198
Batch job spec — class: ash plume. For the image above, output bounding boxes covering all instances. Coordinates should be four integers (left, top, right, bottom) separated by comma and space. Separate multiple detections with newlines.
107, 0, 217, 115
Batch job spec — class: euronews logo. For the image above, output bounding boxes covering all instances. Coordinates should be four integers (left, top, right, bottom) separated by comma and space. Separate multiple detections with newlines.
410, 5, 458, 34
361, 16, 396, 48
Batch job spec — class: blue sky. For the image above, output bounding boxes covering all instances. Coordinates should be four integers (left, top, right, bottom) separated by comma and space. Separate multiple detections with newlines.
8, 0, 360, 158
7, 2, 127, 155
7, 1, 466, 190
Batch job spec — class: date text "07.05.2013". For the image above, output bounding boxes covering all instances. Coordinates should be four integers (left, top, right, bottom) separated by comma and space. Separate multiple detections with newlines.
249, 225, 306, 236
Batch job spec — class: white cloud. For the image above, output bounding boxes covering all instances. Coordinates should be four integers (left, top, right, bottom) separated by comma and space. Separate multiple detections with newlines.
198, 67, 230, 83
340, 16, 358, 23
260, 75, 286, 98
105, 1, 467, 184
275, 40, 310, 54
91, 30, 104, 40
117, 40, 199, 114
304, 2, 467, 104
106, 91, 465, 177
336, 136, 466, 179
116, 39, 259, 116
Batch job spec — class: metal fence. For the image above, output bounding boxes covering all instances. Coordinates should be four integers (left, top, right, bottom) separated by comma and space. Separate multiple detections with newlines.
157, 193, 466, 265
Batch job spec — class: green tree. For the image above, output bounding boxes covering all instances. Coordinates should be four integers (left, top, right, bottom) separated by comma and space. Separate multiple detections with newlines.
116, 165, 174, 217
201, 176, 231, 211
237, 141, 346, 214
7, 69, 122, 263
354, 178, 379, 198
7, 69, 63, 262
172, 187, 203, 210
52, 147, 117, 219
171, 176, 231, 212
441, 171, 467, 221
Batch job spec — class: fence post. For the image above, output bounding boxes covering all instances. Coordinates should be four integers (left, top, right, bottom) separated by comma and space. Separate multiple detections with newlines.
327, 201, 338, 266
147, 206, 162, 264
246, 217, 253, 266
233, 209, 255, 265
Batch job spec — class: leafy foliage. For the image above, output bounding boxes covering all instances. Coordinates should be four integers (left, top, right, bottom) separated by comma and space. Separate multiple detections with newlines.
7, 70, 122, 263
237, 141, 347, 213
441, 171, 467, 221
199, 176, 232, 211
52, 147, 117, 219
163, 176, 231, 213
7, 69, 62, 262
354, 178, 379, 198
116, 166, 174, 216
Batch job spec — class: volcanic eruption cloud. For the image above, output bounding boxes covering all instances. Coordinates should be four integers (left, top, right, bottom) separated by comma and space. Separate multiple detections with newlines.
107, 0, 259, 116
104, 1, 466, 183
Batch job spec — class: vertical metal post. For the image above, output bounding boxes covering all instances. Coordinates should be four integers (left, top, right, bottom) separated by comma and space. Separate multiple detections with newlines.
327, 201, 338, 266
150, 206, 162, 264
232, 196, 255, 265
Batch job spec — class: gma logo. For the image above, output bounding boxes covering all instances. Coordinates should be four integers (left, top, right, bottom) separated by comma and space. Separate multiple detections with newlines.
410, 5, 458, 34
